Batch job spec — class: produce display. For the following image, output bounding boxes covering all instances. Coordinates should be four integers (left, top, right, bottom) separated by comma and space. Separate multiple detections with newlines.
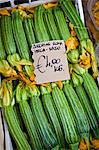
0, 0, 99, 149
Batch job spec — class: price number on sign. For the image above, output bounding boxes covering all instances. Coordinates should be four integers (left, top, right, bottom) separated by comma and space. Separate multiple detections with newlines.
36, 55, 64, 73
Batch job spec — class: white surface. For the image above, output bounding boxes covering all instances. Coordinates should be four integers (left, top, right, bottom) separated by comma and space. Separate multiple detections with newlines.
0, 0, 9, 3
0, 110, 4, 150
75, 0, 85, 24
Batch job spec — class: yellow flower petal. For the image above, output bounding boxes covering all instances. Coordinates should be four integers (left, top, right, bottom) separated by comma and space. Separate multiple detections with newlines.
43, 3, 58, 9
0, 10, 10, 16
65, 37, 79, 52
79, 52, 91, 69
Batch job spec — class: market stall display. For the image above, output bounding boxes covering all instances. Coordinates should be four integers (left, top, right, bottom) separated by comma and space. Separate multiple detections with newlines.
0, 0, 99, 150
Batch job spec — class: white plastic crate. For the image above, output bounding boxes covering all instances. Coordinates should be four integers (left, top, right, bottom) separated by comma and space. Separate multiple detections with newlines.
0, 0, 85, 23
0, 0, 85, 150
0, 0, 57, 8
0, 0, 85, 24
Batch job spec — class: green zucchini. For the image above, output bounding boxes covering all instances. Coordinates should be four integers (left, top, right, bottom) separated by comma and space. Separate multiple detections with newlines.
2, 81, 31, 150
44, 9, 60, 40
4, 106, 31, 150
34, 6, 50, 42
63, 81, 90, 146
73, 64, 99, 121
75, 85, 99, 138
12, 11, 30, 60
82, 72, 99, 121
40, 86, 65, 148
23, 16, 36, 48
51, 83, 79, 150
53, 7, 70, 41
1, 15, 16, 55
16, 83, 43, 150
0, 20, 6, 60
59, 0, 89, 41
29, 85, 58, 149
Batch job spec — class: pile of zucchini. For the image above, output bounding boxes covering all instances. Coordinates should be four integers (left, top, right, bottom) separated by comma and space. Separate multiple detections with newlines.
0, 0, 99, 150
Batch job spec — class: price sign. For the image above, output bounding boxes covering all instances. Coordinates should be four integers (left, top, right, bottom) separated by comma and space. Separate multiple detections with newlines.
31, 40, 70, 84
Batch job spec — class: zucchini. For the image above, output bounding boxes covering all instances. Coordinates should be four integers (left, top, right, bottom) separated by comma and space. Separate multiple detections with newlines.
34, 6, 50, 42
1, 15, 16, 55
23, 16, 36, 48
73, 64, 99, 121
44, 9, 60, 40
13, 104, 24, 130
51, 83, 79, 150
4, 106, 31, 150
51, 145, 60, 150
29, 85, 58, 149
12, 11, 30, 60
63, 81, 90, 146
82, 72, 99, 120
16, 83, 43, 150
0, 20, 6, 60
40, 86, 65, 148
59, 0, 89, 41
12, 11, 34, 78
2, 81, 31, 150
75, 85, 99, 139
53, 7, 70, 41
